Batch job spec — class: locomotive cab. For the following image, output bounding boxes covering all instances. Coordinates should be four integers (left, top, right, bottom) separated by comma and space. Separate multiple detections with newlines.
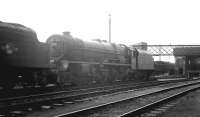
131, 48, 154, 80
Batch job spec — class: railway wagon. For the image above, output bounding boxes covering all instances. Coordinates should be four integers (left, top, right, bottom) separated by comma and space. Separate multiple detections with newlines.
47, 32, 154, 86
153, 61, 175, 75
0, 21, 50, 89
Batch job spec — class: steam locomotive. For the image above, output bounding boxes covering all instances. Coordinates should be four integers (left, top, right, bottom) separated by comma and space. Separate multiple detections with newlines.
0, 21, 154, 89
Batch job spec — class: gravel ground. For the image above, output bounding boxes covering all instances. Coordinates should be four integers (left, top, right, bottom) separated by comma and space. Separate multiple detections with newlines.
83, 84, 200, 117
161, 89, 200, 117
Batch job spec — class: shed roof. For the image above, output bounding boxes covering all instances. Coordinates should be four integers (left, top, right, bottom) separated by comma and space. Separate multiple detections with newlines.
174, 47, 200, 56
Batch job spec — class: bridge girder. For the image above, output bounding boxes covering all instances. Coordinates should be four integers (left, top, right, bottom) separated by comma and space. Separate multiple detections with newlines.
133, 45, 200, 56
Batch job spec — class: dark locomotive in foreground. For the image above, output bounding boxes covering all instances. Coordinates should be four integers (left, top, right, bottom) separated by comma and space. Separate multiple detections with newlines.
0, 21, 154, 89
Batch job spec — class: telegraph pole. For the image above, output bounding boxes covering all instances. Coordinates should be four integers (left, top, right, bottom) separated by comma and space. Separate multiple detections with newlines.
109, 14, 111, 43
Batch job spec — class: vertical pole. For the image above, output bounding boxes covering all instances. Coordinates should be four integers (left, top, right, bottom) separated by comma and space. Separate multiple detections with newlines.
109, 14, 111, 43
159, 46, 161, 61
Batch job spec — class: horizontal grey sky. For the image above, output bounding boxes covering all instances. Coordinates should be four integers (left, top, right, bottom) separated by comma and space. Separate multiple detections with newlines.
1, 0, 200, 46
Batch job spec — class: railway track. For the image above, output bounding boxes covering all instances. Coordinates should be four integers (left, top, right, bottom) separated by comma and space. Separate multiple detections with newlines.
0, 80, 161, 99
119, 87, 196, 117
0, 79, 189, 116
0, 75, 186, 99
41, 79, 200, 117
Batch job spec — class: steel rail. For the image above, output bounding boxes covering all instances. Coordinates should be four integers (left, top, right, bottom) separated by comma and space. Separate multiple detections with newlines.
119, 86, 199, 117
0, 81, 157, 102
0, 80, 173, 109
54, 80, 200, 117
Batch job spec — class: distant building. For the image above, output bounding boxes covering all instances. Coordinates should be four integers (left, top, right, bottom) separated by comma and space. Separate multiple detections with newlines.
173, 47, 200, 78
131, 42, 148, 50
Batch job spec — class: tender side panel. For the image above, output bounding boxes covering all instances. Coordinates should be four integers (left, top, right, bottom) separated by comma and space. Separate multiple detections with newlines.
4, 42, 50, 68
0, 22, 49, 69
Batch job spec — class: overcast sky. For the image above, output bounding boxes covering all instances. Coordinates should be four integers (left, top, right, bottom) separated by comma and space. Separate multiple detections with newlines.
1, 0, 200, 46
